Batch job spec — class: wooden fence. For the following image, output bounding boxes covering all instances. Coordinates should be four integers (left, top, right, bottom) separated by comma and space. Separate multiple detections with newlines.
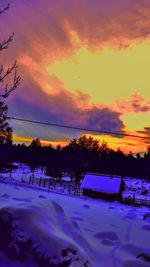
0, 175, 83, 197
122, 196, 150, 207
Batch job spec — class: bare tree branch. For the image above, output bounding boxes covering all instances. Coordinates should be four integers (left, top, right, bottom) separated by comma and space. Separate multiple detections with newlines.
0, 33, 14, 52
0, 3, 21, 98
0, 5, 13, 52
0, 4, 9, 16
0, 62, 21, 98
0, 60, 16, 82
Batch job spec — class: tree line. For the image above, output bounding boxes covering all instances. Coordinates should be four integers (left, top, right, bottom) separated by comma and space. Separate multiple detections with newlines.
0, 135, 150, 183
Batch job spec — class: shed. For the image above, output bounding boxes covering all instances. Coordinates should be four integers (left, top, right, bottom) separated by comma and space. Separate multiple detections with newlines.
81, 174, 124, 201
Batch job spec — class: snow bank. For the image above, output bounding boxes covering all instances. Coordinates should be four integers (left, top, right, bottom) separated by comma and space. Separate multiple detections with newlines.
0, 201, 90, 267
0, 183, 150, 267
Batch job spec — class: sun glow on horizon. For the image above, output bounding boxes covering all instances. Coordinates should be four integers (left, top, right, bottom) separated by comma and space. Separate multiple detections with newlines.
13, 135, 69, 148
13, 132, 149, 154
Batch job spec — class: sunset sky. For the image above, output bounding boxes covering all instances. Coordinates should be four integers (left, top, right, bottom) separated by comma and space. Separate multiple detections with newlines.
1, 0, 150, 153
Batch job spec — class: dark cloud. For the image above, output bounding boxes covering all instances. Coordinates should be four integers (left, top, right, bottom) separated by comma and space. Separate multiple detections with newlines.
7, 86, 124, 141
144, 127, 150, 132
135, 128, 150, 145
84, 107, 123, 132
115, 93, 150, 113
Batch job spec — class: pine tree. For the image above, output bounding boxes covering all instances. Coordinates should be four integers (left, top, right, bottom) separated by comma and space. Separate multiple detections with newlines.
30, 138, 42, 148
0, 100, 12, 145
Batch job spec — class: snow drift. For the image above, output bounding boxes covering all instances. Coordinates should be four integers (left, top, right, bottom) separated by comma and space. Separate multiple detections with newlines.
0, 201, 91, 267
1, 183, 150, 267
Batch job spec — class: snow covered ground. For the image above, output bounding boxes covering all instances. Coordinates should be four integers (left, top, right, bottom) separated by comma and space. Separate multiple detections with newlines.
1, 162, 150, 200
0, 183, 150, 267
0, 162, 50, 183
124, 177, 150, 200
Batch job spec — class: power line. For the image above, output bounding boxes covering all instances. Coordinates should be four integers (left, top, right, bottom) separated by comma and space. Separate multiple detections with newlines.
6, 116, 150, 140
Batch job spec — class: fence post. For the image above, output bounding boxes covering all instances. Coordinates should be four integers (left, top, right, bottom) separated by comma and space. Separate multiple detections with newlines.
68, 185, 70, 194
39, 177, 41, 186
54, 181, 56, 190
32, 175, 34, 185
48, 179, 51, 190
29, 175, 31, 184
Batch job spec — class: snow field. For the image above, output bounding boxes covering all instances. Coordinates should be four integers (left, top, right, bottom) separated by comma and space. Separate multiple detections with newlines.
0, 183, 150, 266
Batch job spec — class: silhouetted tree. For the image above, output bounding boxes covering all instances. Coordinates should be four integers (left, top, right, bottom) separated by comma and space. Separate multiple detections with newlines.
128, 151, 134, 159
30, 138, 41, 148
0, 3, 20, 152
62, 135, 101, 183
99, 140, 110, 154
136, 153, 141, 160
0, 100, 12, 145
68, 135, 100, 152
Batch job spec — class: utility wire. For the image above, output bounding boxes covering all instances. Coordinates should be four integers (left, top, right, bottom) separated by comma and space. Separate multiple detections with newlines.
6, 116, 150, 140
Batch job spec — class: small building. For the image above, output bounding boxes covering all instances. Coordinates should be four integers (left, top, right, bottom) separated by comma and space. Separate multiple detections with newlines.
81, 174, 124, 201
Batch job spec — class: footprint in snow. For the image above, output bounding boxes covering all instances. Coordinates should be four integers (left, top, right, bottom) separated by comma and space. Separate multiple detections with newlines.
94, 231, 120, 242
38, 195, 47, 199
12, 197, 33, 202
110, 224, 116, 227
124, 214, 137, 220
101, 239, 114, 246
70, 216, 84, 222
72, 221, 80, 230
73, 211, 81, 215
83, 228, 93, 233
52, 201, 64, 214
1, 194, 10, 198
142, 225, 150, 231
83, 204, 90, 209
12, 186, 20, 190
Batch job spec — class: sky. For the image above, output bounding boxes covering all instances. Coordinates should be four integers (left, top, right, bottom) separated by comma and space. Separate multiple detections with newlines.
0, 0, 150, 153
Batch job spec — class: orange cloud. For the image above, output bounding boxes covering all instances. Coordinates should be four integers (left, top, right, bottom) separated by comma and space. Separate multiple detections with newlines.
113, 93, 150, 113
1, 0, 150, 154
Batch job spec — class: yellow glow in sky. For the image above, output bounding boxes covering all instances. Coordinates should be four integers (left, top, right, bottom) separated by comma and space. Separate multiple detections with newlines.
85, 133, 147, 154
13, 135, 69, 147
123, 113, 150, 131
47, 43, 150, 104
